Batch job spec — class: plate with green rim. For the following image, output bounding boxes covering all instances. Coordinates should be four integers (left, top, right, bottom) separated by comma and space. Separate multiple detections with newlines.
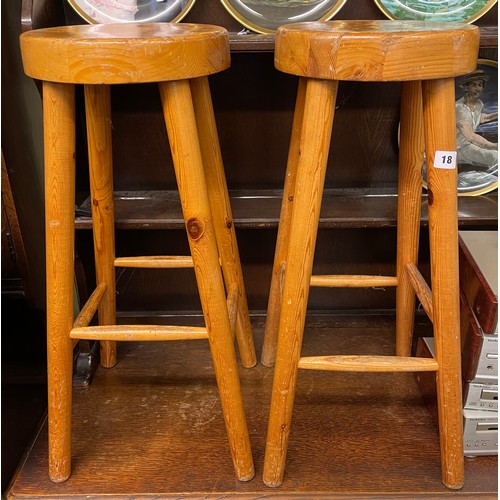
374, 0, 497, 23
67, 0, 196, 24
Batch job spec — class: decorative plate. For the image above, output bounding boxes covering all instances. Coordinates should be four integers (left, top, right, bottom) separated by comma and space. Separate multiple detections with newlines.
219, 0, 347, 34
423, 59, 498, 197
67, 0, 196, 24
374, 0, 497, 23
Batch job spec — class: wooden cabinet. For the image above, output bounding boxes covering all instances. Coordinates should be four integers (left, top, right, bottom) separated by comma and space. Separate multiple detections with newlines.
5, 3, 498, 494
23, 0, 498, 319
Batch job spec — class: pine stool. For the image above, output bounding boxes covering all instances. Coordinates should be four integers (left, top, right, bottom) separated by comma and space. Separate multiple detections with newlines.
20, 23, 256, 483
261, 21, 479, 489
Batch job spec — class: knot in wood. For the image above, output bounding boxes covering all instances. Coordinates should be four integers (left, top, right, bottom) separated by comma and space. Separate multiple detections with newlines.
186, 218, 205, 241
427, 188, 434, 206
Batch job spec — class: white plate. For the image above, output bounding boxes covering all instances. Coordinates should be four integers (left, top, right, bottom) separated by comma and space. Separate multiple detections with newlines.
219, 0, 347, 34
67, 0, 196, 24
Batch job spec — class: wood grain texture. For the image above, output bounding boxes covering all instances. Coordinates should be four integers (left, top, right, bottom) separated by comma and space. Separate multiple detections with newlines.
298, 355, 439, 372
405, 263, 433, 323
43, 81, 75, 483
395, 80, 424, 357
20, 23, 230, 84
190, 75, 256, 368
310, 274, 398, 288
18, 3, 496, 322
226, 284, 240, 340
114, 255, 194, 268
261, 77, 307, 368
73, 283, 106, 329
275, 21, 479, 81
263, 19, 478, 491
70, 324, 208, 341
263, 78, 338, 488
423, 77, 464, 489
84, 84, 116, 368
159, 79, 254, 481
21, 20, 258, 483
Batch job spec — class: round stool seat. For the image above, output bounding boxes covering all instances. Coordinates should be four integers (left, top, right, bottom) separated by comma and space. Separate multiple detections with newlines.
275, 20, 479, 81
20, 23, 230, 84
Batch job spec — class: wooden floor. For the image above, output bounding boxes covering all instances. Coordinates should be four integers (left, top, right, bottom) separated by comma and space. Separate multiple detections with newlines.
6, 316, 498, 499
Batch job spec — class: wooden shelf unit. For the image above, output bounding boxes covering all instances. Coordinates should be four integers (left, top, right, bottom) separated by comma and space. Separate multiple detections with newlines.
6, 1, 498, 497
63, 0, 499, 318
15, 0, 496, 322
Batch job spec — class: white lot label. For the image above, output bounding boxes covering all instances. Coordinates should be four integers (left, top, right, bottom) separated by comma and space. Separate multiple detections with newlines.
434, 151, 457, 169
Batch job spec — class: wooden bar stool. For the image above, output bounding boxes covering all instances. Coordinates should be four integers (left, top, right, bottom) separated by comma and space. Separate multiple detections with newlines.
261, 20, 479, 490
19, 23, 256, 483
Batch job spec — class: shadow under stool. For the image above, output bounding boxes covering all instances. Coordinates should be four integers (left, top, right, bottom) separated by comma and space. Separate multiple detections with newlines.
19, 23, 256, 483
260, 20, 480, 490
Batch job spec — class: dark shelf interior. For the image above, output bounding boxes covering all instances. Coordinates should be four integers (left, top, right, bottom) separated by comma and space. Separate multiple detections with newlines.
75, 189, 498, 230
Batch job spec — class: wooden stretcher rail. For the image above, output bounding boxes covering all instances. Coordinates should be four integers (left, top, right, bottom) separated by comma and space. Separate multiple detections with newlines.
298, 355, 439, 372
70, 324, 209, 341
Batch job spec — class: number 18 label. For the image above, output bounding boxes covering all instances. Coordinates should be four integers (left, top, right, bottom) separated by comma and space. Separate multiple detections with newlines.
433, 150, 457, 169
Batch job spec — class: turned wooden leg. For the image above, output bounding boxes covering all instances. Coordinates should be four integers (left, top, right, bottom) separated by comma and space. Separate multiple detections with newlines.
190, 76, 256, 369
396, 81, 425, 357
158, 79, 254, 481
263, 78, 338, 487
422, 77, 464, 490
84, 84, 117, 368
261, 77, 307, 367
44, 81, 75, 482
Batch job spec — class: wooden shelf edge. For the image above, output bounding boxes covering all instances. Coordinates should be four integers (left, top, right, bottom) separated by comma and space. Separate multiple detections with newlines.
229, 27, 498, 51
74, 190, 498, 230
229, 33, 275, 52
479, 26, 499, 47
